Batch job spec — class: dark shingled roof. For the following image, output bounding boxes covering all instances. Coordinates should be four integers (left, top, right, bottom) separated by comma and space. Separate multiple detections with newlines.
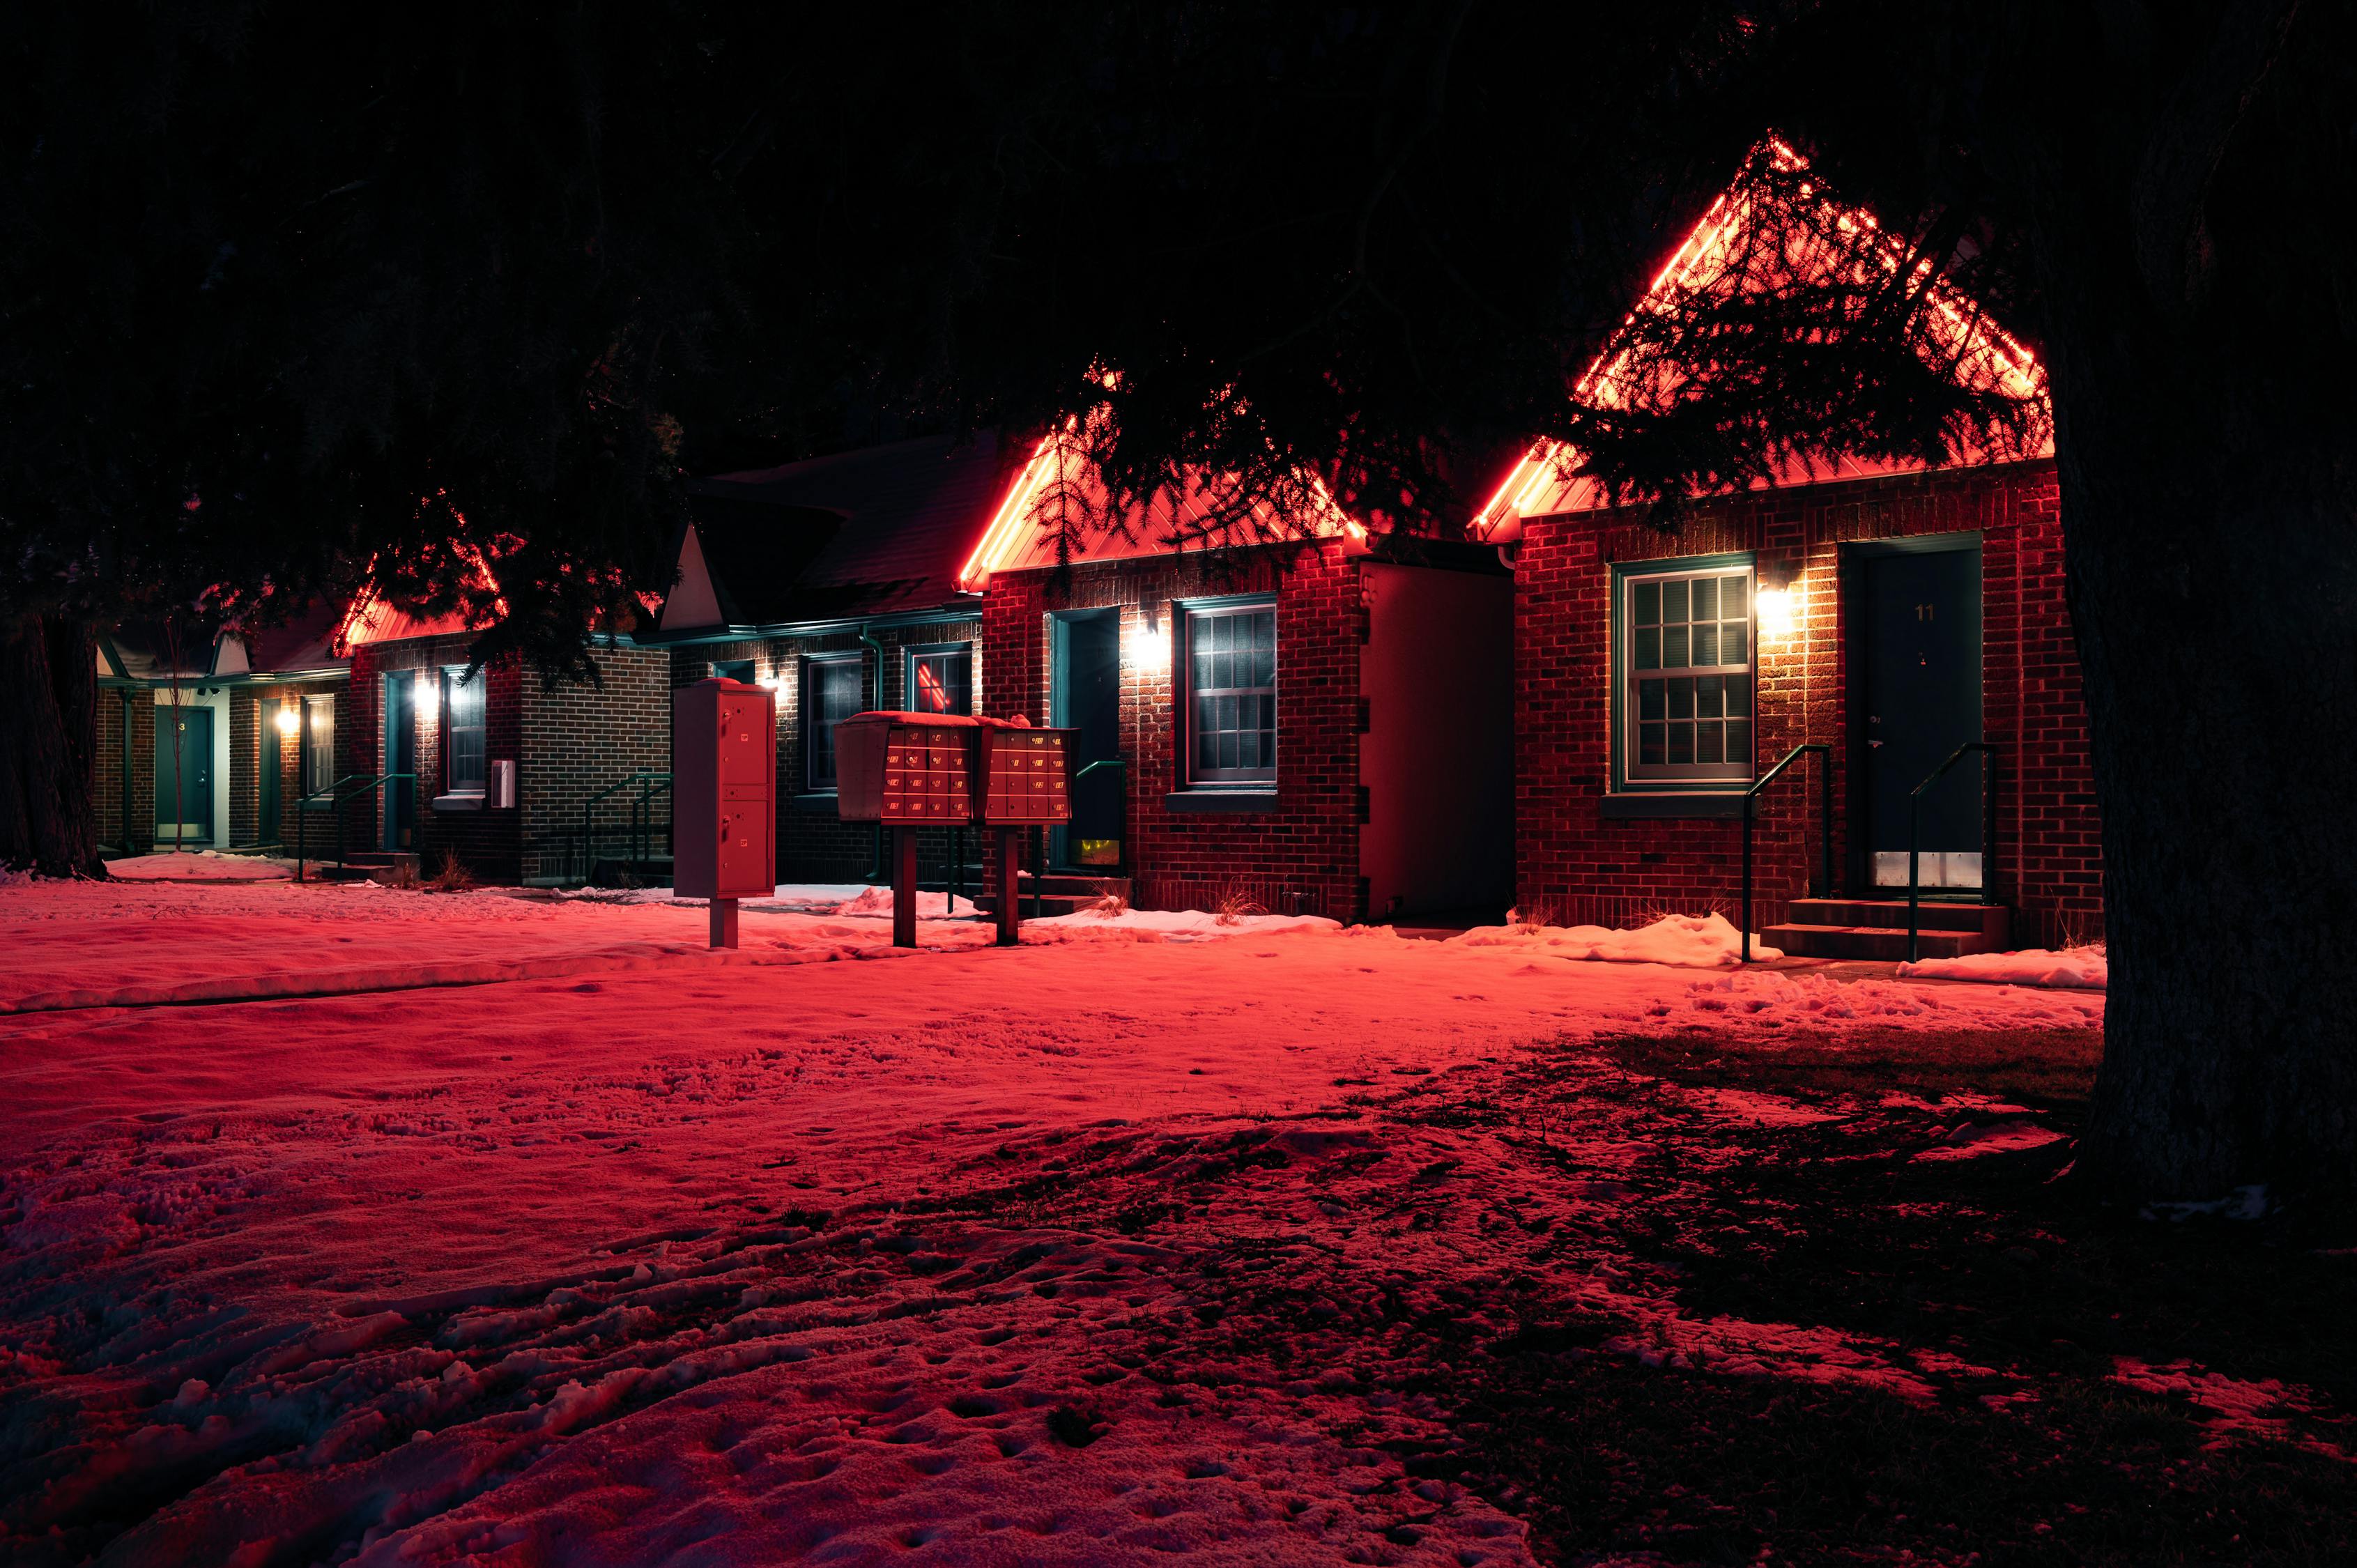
684, 433, 1005, 627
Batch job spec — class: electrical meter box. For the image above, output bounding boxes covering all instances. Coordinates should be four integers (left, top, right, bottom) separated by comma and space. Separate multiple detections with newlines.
834, 712, 983, 824
674, 677, 776, 900
980, 726, 1077, 825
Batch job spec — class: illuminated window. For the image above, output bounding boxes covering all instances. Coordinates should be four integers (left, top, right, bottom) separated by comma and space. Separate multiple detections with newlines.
1184, 602, 1276, 785
905, 645, 972, 715
1623, 564, 1753, 784
803, 656, 863, 791
300, 695, 336, 796
443, 669, 486, 794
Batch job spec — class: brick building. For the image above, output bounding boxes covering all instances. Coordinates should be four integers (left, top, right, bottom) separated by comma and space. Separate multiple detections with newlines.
335, 590, 670, 885
965, 447, 1514, 923
93, 607, 351, 857
648, 434, 1005, 884
1479, 140, 2103, 954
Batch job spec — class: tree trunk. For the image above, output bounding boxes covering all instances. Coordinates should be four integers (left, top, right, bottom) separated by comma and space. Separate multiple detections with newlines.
0, 615, 105, 877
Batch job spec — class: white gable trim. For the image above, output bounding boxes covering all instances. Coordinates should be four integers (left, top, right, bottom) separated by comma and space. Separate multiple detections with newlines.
661, 523, 726, 631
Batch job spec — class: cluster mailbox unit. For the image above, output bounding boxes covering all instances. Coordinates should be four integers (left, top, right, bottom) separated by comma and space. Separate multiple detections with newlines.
674, 676, 777, 948
836, 712, 1077, 946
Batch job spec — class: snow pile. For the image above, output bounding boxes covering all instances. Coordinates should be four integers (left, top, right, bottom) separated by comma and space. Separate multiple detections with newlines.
105, 850, 292, 882
1029, 905, 1342, 940
1897, 945, 2107, 990
1913, 1119, 2069, 1162
831, 884, 980, 919
1451, 910, 1778, 967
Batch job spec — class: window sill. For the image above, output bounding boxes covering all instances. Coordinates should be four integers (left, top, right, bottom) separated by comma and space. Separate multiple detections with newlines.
1600, 790, 1748, 820
1164, 790, 1276, 815
791, 792, 841, 814
432, 792, 486, 813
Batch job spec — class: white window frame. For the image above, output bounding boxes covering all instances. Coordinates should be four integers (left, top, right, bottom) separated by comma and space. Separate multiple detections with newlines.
442, 668, 487, 796
1182, 600, 1277, 786
1622, 562, 1756, 785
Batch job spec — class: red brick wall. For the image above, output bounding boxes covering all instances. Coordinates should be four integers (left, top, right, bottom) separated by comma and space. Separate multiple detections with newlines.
93, 691, 150, 851
983, 542, 1362, 920
668, 620, 983, 884
347, 638, 526, 881
1515, 458, 2104, 946
521, 644, 674, 882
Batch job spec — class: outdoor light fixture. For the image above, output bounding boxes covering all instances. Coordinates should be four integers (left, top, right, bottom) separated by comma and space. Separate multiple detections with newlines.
1124, 604, 1170, 672
414, 670, 438, 718
1754, 558, 1799, 643
275, 702, 300, 737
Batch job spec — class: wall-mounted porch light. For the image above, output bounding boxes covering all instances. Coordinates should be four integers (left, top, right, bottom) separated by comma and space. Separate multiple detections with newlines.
275, 701, 301, 737
1755, 556, 1800, 642
413, 670, 438, 719
1124, 601, 1170, 672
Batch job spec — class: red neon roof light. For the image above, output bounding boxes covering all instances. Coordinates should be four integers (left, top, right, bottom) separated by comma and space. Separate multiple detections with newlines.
1473, 137, 2050, 537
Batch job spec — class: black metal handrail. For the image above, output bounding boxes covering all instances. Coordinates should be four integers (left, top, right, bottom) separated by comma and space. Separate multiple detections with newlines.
577, 770, 672, 884
1907, 741, 1997, 961
1074, 758, 1126, 782
294, 772, 414, 883
1741, 743, 1834, 964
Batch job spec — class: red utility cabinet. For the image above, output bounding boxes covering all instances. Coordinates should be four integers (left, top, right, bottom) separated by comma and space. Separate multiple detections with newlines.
675, 677, 776, 907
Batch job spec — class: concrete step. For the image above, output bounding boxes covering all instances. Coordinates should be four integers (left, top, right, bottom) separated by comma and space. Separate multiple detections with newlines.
1786, 898, 2009, 944
1763, 923, 1997, 960
971, 891, 1127, 918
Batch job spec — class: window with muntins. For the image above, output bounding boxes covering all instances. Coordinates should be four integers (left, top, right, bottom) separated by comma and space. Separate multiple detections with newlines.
804, 656, 863, 790
443, 670, 486, 794
1185, 603, 1276, 785
1626, 565, 1753, 783
906, 646, 972, 715
301, 695, 335, 796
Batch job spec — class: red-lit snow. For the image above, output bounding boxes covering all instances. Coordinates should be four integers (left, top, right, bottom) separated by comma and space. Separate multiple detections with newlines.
102, 850, 294, 882
1, 879, 2110, 1565
1896, 944, 2107, 990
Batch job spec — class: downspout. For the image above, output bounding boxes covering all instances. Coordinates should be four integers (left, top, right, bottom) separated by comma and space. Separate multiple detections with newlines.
859, 624, 888, 884
119, 689, 135, 851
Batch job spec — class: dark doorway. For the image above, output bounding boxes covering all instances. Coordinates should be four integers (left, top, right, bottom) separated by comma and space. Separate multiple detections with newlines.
154, 702, 214, 843
383, 674, 417, 852
1051, 610, 1123, 870
1852, 537, 1983, 893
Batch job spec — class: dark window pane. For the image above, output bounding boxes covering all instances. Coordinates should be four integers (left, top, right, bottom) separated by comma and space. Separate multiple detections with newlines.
1722, 622, 1747, 666
1640, 723, 1666, 764
1663, 580, 1689, 623
1634, 582, 1660, 625
1638, 679, 1665, 721
1691, 577, 1718, 621
1668, 677, 1695, 719
1634, 627, 1661, 670
1697, 675, 1724, 718
1726, 679, 1751, 719
1722, 575, 1747, 618
1668, 723, 1694, 764
1691, 622, 1718, 667
1726, 719, 1751, 762
1698, 722, 1724, 764
1664, 625, 1689, 668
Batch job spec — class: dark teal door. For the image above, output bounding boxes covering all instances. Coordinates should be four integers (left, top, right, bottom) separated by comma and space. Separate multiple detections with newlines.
383, 675, 416, 851
1857, 541, 1982, 891
155, 705, 214, 840
1051, 610, 1123, 868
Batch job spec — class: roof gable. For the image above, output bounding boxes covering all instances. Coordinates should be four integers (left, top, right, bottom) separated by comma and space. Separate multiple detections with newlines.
1475, 137, 2050, 535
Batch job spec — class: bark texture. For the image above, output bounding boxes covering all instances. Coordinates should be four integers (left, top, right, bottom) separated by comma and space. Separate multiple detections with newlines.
2037, 1, 2357, 1199
0, 615, 104, 877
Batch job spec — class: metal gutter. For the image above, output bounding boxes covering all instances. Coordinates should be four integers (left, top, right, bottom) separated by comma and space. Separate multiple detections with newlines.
634, 603, 983, 650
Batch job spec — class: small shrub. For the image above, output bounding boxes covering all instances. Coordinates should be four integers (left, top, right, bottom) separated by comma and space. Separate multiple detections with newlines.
1084, 891, 1130, 918
378, 859, 422, 891
427, 850, 476, 893
1214, 883, 1268, 927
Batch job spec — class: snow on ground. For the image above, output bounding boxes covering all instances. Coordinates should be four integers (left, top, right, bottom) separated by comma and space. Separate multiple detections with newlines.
1897, 944, 2108, 990
1450, 909, 1776, 966
0, 880, 2113, 1565
103, 850, 293, 882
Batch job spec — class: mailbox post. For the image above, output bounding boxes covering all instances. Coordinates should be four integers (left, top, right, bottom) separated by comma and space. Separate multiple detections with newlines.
673, 677, 776, 949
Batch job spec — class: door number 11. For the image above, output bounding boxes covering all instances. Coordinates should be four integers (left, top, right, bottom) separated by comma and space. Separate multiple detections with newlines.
1915, 603, 1937, 621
